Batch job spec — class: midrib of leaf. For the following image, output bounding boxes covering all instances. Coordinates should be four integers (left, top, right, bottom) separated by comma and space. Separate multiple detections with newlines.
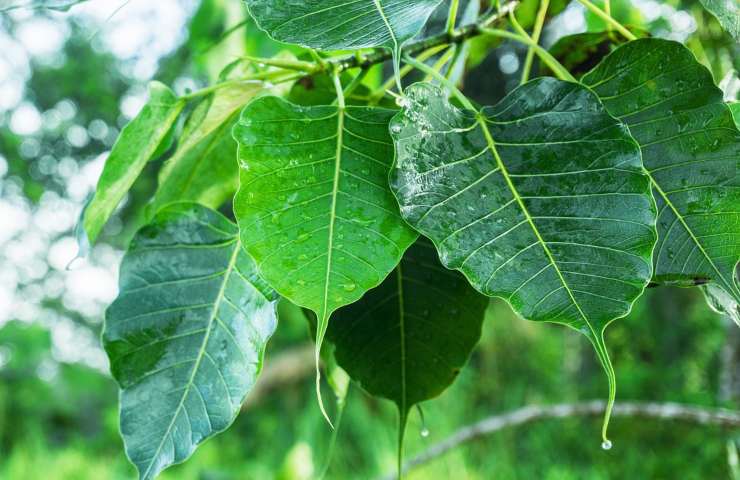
372, 0, 399, 52
475, 112, 617, 441
141, 238, 240, 479
648, 173, 740, 300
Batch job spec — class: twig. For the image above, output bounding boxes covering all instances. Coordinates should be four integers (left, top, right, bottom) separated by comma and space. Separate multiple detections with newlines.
380, 400, 740, 479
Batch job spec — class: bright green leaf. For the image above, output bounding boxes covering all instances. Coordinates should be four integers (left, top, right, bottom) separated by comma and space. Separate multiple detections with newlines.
700, 0, 740, 41
84, 82, 185, 243
103, 203, 278, 480
729, 102, 740, 127
326, 239, 487, 454
582, 39, 740, 303
390, 80, 658, 442
150, 83, 265, 215
233, 96, 418, 416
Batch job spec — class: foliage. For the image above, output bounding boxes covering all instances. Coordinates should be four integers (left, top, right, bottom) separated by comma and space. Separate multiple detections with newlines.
3, 0, 739, 478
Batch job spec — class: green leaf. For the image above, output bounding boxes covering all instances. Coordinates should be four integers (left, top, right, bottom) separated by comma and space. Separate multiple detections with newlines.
150, 83, 265, 215
233, 96, 418, 418
544, 30, 644, 79
582, 39, 740, 303
0, 0, 88, 11
700, 0, 740, 41
84, 82, 185, 243
244, 0, 442, 69
326, 239, 487, 457
103, 203, 278, 480
390, 80, 657, 443
703, 281, 740, 327
729, 102, 740, 127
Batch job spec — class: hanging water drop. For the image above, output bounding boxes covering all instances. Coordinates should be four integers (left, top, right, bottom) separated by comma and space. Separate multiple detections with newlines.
420, 427, 430, 438
601, 440, 612, 450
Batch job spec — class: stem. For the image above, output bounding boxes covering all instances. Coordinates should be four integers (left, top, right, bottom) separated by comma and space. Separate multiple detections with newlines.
240, 55, 316, 72
402, 53, 475, 111
181, 71, 300, 101
575, 0, 636, 40
520, 0, 549, 83
423, 47, 456, 83
369, 44, 450, 104
481, 28, 576, 82
446, 0, 460, 35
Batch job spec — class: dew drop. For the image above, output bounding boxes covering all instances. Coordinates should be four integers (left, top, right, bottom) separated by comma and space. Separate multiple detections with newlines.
420, 428, 430, 438
390, 123, 403, 134
343, 283, 357, 292
601, 440, 612, 450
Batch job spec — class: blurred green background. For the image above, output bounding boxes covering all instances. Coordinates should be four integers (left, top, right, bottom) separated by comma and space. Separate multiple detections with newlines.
0, 0, 738, 479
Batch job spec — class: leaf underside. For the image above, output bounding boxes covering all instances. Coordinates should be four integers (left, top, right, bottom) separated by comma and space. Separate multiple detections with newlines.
233, 96, 418, 350
151, 83, 266, 215
84, 82, 184, 243
244, 0, 442, 52
583, 38, 740, 303
327, 238, 487, 413
104, 203, 278, 480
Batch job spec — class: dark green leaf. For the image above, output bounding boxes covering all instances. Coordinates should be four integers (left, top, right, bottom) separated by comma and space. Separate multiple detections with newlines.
390, 80, 658, 440
151, 83, 265, 215
233, 96, 418, 414
244, 0, 442, 53
84, 82, 185, 243
729, 102, 740, 127
104, 203, 277, 480
700, 0, 740, 41
326, 239, 487, 439
544, 30, 644, 78
582, 39, 740, 303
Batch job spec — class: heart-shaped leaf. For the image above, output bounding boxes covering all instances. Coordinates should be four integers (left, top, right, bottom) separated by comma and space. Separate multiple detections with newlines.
233, 96, 418, 417
390, 79, 657, 442
104, 203, 278, 480
84, 82, 185, 243
582, 39, 740, 303
326, 239, 487, 458
244, 0, 442, 53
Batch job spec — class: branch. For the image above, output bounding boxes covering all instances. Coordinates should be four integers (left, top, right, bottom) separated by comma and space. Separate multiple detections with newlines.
381, 400, 740, 479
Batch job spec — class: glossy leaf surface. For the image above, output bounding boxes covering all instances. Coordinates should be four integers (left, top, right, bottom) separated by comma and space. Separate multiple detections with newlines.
583, 39, 740, 302
244, 0, 442, 52
151, 83, 264, 215
233, 96, 418, 369
390, 80, 656, 440
84, 82, 185, 242
104, 203, 278, 480
700, 0, 739, 41
327, 239, 487, 417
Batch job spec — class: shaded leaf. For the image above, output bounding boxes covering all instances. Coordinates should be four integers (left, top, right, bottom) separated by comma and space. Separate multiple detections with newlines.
326, 239, 487, 450
150, 83, 266, 215
700, 0, 740, 41
104, 203, 277, 480
84, 82, 185, 243
582, 39, 740, 303
390, 80, 657, 440
544, 30, 643, 78
232, 96, 418, 414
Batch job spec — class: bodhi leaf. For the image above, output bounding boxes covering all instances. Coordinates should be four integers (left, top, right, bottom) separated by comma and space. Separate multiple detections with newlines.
84, 82, 185, 243
244, 0, 443, 81
103, 203, 278, 480
326, 239, 487, 463
390, 80, 657, 444
233, 95, 418, 419
703, 281, 740, 327
150, 83, 265, 215
699, 0, 740, 41
582, 39, 740, 303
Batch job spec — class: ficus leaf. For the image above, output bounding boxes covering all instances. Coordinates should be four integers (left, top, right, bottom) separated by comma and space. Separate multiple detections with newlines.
582, 38, 740, 304
244, 0, 442, 85
103, 203, 278, 480
232, 96, 418, 420
699, 0, 740, 41
390, 80, 657, 444
84, 81, 185, 243
150, 83, 266, 216
326, 239, 487, 466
